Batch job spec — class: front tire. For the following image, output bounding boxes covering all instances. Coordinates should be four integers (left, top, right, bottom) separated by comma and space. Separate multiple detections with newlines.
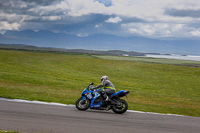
76, 97, 90, 111
112, 99, 128, 114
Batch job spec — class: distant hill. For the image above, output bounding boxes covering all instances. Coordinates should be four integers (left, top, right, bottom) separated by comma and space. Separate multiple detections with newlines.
0, 44, 145, 56
1, 30, 159, 50
0, 30, 200, 55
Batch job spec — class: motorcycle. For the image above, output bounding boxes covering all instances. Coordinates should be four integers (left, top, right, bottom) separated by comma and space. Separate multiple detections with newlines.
76, 82, 130, 114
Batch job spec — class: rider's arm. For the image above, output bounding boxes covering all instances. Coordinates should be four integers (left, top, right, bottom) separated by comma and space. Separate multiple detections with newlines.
95, 81, 107, 89
95, 84, 104, 89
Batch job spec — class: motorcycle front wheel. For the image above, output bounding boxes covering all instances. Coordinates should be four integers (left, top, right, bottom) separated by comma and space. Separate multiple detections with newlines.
112, 99, 128, 114
76, 97, 90, 111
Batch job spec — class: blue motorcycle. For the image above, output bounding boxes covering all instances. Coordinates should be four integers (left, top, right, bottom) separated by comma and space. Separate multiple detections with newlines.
76, 83, 130, 114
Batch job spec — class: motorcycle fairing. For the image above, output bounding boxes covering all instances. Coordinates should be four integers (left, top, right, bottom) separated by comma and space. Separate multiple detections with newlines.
111, 90, 129, 97
90, 91, 102, 109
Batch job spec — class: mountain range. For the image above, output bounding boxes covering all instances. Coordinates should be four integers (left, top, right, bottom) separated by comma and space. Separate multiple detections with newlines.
0, 43, 145, 56
0, 30, 200, 55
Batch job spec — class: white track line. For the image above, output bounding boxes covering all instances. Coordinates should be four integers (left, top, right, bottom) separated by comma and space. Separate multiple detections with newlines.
0, 97, 74, 107
0, 97, 186, 117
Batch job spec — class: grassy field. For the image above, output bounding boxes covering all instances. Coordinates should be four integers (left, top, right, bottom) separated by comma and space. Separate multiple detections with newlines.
0, 50, 200, 117
93, 55, 200, 66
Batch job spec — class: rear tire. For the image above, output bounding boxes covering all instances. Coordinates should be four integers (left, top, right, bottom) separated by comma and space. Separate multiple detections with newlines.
76, 97, 90, 111
112, 99, 128, 114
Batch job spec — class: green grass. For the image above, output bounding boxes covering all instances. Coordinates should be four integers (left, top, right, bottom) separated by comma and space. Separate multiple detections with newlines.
93, 55, 200, 66
0, 50, 200, 117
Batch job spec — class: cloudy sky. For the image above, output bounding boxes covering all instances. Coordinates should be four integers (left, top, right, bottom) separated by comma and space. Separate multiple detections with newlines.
1, 0, 200, 39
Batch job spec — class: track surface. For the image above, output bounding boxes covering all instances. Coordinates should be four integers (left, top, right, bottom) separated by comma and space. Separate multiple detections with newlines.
0, 100, 200, 133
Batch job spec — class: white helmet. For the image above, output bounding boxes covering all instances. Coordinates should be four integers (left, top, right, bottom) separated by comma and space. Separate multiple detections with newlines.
101, 76, 108, 82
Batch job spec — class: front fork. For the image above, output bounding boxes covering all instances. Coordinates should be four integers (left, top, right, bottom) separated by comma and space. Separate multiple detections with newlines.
81, 96, 87, 104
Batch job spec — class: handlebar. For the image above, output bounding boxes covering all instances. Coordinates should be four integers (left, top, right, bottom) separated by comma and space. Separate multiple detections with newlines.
87, 85, 95, 90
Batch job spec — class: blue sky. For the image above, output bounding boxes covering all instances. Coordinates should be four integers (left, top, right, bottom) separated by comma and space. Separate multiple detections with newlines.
0, 0, 200, 54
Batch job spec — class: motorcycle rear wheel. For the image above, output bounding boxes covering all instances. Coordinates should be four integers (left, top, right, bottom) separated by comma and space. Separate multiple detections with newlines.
76, 97, 90, 111
112, 99, 128, 114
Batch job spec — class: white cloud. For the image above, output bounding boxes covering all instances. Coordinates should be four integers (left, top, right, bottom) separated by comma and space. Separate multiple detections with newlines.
95, 24, 101, 29
190, 29, 200, 36
41, 16, 62, 21
64, 0, 108, 16
1, 0, 200, 38
77, 33, 88, 37
105, 17, 122, 23
0, 21, 20, 30
121, 22, 199, 38
60, 0, 200, 31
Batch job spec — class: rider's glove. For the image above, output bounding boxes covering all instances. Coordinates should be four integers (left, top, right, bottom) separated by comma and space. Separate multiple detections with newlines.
90, 87, 95, 91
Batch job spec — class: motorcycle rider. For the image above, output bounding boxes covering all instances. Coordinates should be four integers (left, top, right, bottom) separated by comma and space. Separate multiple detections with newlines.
94, 76, 116, 101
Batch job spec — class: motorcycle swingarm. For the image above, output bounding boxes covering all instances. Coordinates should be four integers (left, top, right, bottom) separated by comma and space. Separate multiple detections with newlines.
111, 100, 121, 106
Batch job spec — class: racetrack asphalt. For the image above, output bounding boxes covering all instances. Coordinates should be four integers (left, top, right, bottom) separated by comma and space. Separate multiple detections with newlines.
0, 99, 200, 133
